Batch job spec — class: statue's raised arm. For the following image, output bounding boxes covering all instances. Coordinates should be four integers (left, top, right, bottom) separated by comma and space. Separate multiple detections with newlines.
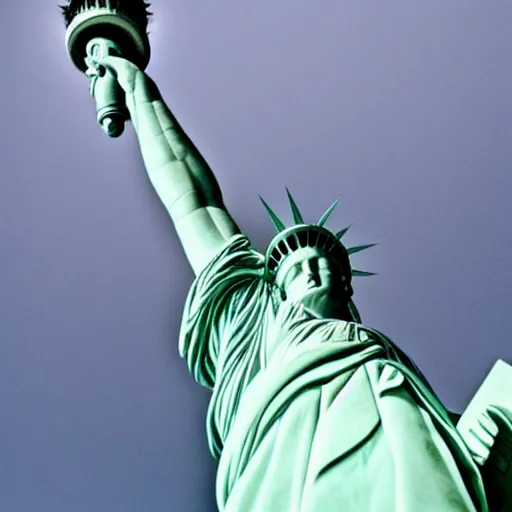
88, 56, 240, 275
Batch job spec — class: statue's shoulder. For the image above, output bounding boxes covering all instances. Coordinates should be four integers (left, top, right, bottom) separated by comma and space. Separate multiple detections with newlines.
193, 234, 264, 288
206, 233, 262, 266
185, 234, 266, 318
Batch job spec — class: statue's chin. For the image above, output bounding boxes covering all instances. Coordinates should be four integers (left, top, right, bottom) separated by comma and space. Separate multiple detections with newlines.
298, 288, 343, 319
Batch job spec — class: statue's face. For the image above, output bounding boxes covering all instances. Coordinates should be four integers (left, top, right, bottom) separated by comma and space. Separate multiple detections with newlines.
276, 247, 345, 313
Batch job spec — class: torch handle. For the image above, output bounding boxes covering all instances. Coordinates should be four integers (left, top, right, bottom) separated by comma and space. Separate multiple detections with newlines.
85, 38, 129, 138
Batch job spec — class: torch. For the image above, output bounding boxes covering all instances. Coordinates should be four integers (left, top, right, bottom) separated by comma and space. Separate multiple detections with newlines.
61, 0, 152, 137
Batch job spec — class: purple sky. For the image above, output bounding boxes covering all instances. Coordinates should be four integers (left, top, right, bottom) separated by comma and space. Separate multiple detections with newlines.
1, 1, 512, 510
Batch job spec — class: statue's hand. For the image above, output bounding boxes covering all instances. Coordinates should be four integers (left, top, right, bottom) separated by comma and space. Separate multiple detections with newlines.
85, 56, 161, 131
463, 408, 499, 466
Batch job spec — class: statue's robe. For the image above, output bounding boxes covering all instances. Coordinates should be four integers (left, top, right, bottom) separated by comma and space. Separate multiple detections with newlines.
179, 235, 488, 512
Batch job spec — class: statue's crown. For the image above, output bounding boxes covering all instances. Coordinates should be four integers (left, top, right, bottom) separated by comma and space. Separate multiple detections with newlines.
261, 189, 376, 287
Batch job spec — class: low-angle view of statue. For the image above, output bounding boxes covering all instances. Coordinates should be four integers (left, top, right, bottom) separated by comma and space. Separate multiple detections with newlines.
61, 1, 512, 510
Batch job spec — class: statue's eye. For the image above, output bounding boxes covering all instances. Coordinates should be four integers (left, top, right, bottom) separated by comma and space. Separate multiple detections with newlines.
283, 264, 301, 287
317, 259, 330, 271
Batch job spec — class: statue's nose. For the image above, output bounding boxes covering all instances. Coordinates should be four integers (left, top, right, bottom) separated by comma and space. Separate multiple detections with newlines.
302, 259, 313, 275
303, 259, 319, 282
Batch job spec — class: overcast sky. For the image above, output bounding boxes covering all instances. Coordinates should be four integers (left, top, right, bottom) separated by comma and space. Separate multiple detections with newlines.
1, 1, 512, 510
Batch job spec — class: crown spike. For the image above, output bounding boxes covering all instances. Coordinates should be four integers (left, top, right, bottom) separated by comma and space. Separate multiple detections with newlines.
316, 198, 340, 227
352, 269, 377, 277
285, 187, 305, 225
335, 225, 352, 239
259, 195, 286, 232
347, 243, 377, 255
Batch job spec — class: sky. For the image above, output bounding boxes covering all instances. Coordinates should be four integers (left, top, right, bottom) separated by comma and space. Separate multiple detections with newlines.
1, 1, 512, 510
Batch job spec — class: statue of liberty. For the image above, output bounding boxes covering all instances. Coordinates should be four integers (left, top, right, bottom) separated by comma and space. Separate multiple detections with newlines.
76, 38, 512, 512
